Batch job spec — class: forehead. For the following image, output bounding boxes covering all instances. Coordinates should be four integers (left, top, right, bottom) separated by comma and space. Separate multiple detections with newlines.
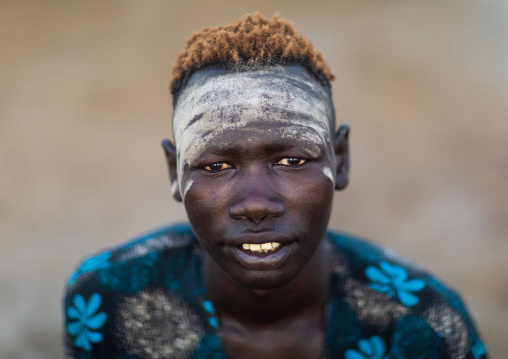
173, 65, 334, 140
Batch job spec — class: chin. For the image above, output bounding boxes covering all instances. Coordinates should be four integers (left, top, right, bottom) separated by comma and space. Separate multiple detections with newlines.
229, 269, 299, 291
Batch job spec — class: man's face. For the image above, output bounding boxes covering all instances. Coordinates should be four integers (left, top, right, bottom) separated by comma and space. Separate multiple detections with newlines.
172, 65, 339, 289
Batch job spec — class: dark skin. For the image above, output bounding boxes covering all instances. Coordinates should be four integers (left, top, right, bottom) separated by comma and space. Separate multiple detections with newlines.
162, 66, 350, 358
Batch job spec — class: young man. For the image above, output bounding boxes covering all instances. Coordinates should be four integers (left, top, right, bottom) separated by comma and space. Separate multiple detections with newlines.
64, 14, 487, 359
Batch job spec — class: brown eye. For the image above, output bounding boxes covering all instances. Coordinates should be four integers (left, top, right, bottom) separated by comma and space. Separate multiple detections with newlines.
276, 157, 307, 166
203, 162, 233, 172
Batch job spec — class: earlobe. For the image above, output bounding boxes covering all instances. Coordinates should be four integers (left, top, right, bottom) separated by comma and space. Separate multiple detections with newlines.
334, 124, 350, 191
161, 139, 182, 202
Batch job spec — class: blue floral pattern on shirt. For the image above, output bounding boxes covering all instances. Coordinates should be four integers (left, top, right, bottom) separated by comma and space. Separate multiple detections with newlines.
345, 335, 388, 359
66, 293, 108, 351
202, 300, 219, 328
68, 251, 111, 286
365, 261, 426, 307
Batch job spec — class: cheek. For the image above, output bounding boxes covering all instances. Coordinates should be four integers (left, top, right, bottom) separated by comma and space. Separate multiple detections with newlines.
283, 172, 334, 220
183, 177, 230, 228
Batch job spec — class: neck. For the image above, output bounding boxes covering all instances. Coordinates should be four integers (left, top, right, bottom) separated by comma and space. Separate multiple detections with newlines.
205, 241, 330, 327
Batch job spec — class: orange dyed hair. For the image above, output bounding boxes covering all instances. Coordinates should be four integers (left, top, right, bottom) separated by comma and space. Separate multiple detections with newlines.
170, 13, 335, 99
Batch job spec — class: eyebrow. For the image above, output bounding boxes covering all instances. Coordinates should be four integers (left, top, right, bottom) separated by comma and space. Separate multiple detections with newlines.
195, 137, 325, 160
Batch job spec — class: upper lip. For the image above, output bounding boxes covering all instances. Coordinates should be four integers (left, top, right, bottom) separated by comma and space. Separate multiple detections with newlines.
227, 232, 292, 247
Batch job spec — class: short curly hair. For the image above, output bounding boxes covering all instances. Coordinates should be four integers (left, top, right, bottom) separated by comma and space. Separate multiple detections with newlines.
170, 13, 335, 101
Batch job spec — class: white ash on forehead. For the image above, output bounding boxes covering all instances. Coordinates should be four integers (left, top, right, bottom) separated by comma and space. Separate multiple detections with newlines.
174, 65, 333, 133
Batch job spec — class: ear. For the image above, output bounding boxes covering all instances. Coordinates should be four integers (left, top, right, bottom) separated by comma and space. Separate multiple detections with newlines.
333, 124, 350, 190
161, 139, 182, 202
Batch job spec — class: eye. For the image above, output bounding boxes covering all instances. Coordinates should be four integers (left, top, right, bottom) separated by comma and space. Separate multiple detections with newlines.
202, 162, 233, 172
275, 157, 307, 167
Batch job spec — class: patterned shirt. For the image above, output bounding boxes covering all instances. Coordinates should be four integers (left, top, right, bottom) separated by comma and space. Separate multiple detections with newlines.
63, 223, 488, 358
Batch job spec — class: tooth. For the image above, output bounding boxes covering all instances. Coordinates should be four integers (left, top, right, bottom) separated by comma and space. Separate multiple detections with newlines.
242, 243, 250, 250
272, 242, 280, 249
261, 243, 272, 250
250, 244, 261, 251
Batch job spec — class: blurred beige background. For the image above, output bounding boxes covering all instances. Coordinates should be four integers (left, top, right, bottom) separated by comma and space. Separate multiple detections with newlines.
1, 0, 507, 358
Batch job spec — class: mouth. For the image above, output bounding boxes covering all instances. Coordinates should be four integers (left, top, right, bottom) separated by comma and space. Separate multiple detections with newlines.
241, 242, 281, 254
227, 233, 294, 270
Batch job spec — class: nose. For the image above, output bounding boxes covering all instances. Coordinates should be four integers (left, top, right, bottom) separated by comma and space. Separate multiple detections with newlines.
228, 174, 285, 223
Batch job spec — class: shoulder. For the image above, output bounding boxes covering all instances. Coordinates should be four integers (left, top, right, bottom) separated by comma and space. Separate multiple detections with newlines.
63, 223, 210, 357
325, 228, 466, 309
65, 222, 198, 291
324, 229, 488, 359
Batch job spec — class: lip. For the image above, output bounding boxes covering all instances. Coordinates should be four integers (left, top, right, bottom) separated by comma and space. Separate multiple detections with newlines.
227, 232, 293, 247
227, 236, 295, 271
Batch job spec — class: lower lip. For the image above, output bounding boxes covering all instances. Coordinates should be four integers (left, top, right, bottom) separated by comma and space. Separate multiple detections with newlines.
229, 243, 294, 270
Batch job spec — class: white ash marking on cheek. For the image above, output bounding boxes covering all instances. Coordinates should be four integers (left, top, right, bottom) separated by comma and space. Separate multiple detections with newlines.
182, 178, 193, 200
322, 166, 334, 184
176, 152, 183, 197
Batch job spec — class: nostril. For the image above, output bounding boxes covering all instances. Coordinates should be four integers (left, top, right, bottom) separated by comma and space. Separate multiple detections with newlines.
229, 196, 284, 222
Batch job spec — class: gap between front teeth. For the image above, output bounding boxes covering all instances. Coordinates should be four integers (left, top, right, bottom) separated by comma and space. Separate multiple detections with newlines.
242, 242, 281, 253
